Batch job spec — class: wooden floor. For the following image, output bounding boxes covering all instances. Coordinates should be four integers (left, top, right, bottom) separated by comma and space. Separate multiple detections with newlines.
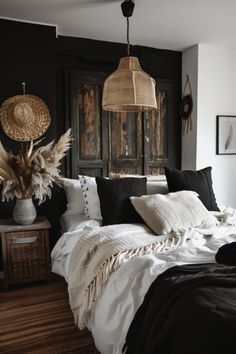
0, 275, 100, 354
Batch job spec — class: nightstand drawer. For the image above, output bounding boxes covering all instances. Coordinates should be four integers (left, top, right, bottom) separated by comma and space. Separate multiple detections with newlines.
8, 260, 47, 281
6, 230, 47, 281
0, 217, 51, 290
7, 231, 45, 260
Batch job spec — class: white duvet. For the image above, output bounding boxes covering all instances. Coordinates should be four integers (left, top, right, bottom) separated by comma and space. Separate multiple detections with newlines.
51, 207, 236, 354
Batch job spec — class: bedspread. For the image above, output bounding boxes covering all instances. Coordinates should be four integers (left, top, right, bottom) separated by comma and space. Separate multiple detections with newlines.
123, 263, 236, 354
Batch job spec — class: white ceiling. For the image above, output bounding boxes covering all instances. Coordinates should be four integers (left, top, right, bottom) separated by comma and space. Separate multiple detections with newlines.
1, 0, 236, 51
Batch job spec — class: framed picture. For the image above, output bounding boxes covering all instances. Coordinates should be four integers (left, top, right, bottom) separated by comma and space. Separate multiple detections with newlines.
216, 115, 236, 155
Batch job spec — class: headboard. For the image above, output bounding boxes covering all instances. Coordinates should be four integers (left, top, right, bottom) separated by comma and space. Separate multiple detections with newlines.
65, 70, 181, 179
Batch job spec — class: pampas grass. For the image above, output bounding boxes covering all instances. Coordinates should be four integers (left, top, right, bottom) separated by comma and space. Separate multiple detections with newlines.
0, 129, 72, 204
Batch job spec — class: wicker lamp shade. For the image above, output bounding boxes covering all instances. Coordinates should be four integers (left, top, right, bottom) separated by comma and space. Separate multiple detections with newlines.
102, 56, 157, 112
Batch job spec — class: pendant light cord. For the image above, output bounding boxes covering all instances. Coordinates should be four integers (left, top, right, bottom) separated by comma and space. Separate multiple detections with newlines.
22, 82, 26, 95
126, 17, 130, 56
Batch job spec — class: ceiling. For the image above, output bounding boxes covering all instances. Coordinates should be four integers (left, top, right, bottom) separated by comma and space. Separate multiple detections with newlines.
1, 0, 236, 51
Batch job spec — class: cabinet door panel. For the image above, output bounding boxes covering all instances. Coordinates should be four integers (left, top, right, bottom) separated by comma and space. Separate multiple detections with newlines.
144, 80, 179, 175
149, 91, 167, 158
108, 111, 143, 176
65, 70, 108, 178
78, 84, 101, 160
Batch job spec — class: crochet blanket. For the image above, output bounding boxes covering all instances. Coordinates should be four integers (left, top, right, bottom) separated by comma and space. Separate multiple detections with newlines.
67, 223, 182, 329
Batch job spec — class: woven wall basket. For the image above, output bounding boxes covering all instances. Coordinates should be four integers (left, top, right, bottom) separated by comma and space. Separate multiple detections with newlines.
0, 94, 51, 141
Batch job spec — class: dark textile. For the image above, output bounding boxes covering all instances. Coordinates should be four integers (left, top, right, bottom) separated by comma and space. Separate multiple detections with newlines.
36, 183, 67, 249
165, 166, 219, 211
123, 263, 236, 354
216, 241, 236, 266
95, 177, 147, 225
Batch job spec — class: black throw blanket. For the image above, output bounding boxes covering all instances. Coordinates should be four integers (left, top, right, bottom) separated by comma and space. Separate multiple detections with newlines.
123, 263, 236, 354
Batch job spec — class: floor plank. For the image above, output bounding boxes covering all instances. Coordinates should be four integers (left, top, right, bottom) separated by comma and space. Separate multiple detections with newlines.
0, 276, 99, 354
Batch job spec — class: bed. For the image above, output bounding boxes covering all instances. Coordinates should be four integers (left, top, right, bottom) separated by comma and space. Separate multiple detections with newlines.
51, 170, 236, 354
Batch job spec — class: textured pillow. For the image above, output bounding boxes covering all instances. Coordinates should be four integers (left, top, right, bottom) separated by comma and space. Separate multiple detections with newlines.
130, 190, 218, 235
165, 166, 219, 211
110, 173, 168, 195
78, 175, 102, 220
96, 177, 147, 225
61, 178, 85, 216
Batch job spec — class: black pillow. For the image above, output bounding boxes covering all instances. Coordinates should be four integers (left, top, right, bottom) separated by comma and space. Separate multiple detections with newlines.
164, 166, 219, 211
215, 242, 236, 266
96, 177, 147, 225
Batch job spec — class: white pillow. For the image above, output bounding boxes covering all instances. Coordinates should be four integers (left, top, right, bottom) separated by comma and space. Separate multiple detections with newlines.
130, 190, 218, 235
78, 175, 102, 220
60, 177, 85, 215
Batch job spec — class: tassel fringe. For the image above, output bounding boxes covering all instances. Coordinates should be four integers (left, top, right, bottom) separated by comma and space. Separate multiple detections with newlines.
75, 233, 182, 329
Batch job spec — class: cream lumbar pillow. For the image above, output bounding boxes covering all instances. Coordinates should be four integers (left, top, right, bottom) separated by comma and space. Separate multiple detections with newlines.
130, 190, 218, 235
60, 177, 85, 216
78, 175, 102, 220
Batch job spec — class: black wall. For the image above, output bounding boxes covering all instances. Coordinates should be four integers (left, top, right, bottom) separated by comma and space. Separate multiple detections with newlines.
0, 19, 182, 248
0, 19, 61, 250
0, 19, 57, 151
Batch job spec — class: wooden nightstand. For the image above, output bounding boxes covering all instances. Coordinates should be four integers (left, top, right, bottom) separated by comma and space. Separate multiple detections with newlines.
0, 217, 51, 291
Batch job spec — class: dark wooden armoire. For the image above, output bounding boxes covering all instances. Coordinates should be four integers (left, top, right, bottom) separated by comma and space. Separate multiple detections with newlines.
65, 70, 180, 178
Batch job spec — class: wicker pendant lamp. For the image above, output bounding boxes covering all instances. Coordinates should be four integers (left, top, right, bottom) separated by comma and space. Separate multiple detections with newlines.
102, 0, 157, 112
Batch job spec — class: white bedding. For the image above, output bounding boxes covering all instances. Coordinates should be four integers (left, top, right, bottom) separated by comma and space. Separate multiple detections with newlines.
89, 228, 236, 354
51, 219, 101, 281
51, 206, 236, 354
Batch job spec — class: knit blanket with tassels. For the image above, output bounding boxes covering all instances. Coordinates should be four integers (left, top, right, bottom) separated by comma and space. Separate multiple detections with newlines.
68, 223, 183, 329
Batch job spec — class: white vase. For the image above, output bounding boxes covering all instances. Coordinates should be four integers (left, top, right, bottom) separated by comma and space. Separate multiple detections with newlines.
13, 198, 37, 225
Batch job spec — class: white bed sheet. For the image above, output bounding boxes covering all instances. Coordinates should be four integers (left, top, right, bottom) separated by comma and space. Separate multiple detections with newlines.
51, 219, 101, 281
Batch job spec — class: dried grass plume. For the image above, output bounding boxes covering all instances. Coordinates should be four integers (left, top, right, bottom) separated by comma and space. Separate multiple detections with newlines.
0, 129, 72, 204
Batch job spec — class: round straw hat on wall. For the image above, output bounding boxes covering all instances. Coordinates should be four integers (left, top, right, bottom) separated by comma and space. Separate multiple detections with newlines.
0, 94, 51, 142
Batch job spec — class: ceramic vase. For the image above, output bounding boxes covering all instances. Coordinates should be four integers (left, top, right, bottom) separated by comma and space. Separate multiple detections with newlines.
13, 198, 37, 225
